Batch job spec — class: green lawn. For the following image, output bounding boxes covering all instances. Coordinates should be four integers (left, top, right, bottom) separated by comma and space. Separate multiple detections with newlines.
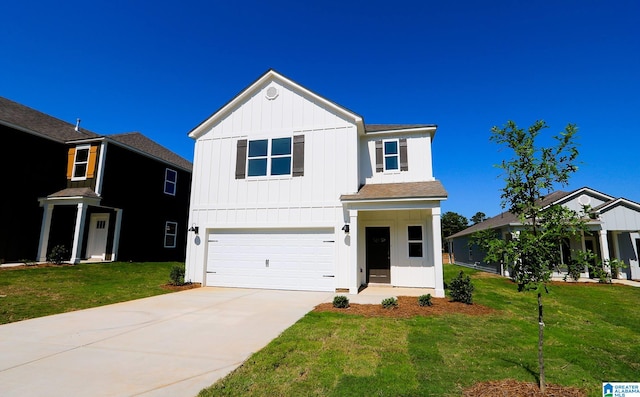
0, 262, 181, 324
199, 265, 640, 397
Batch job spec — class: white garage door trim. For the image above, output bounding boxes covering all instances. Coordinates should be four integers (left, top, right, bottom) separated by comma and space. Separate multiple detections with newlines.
206, 228, 335, 292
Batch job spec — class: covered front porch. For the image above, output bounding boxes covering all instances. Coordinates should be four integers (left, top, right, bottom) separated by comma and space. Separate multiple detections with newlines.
340, 181, 447, 297
37, 188, 122, 264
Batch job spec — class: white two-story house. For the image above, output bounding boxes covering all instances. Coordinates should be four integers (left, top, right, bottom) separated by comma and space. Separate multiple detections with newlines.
184, 70, 447, 296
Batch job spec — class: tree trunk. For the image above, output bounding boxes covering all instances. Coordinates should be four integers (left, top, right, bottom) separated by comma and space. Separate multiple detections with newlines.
538, 292, 545, 393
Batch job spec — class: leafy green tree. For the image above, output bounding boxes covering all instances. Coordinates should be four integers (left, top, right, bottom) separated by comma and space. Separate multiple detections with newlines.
441, 212, 468, 252
474, 120, 590, 393
470, 211, 487, 224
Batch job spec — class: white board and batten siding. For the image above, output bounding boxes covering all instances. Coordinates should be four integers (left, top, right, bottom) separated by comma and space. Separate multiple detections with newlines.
206, 228, 336, 291
185, 75, 360, 289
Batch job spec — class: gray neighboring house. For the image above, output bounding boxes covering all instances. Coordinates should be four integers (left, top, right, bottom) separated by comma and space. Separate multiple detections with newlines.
447, 187, 640, 281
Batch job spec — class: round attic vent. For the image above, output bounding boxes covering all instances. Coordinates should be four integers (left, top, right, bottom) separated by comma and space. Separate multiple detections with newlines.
265, 86, 279, 100
578, 194, 591, 206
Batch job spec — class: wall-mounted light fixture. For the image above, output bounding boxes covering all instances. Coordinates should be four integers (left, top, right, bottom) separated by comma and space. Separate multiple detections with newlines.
188, 224, 199, 235
341, 224, 350, 234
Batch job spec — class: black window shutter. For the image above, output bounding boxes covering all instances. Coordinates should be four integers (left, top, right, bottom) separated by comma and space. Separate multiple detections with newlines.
399, 138, 408, 171
292, 135, 305, 177
375, 140, 383, 172
235, 139, 247, 179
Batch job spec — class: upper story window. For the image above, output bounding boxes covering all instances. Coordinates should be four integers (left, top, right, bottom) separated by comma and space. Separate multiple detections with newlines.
247, 137, 292, 177
384, 139, 399, 171
408, 225, 423, 257
164, 168, 177, 195
71, 145, 91, 180
375, 138, 408, 173
236, 135, 304, 180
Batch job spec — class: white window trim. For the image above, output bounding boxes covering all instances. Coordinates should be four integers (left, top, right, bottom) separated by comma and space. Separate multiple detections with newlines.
71, 144, 91, 181
383, 138, 400, 172
246, 137, 293, 178
408, 225, 424, 258
164, 168, 177, 196
164, 221, 177, 248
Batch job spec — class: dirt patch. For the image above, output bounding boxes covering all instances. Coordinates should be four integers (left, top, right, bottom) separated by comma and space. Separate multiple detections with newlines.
313, 295, 495, 318
161, 283, 201, 291
462, 379, 586, 396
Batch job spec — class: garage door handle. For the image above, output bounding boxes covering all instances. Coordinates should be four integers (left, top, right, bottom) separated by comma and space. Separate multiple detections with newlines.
322, 275, 334, 278
206, 271, 217, 274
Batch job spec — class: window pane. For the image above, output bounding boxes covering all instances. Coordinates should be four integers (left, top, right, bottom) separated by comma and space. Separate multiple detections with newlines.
408, 226, 422, 241
271, 157, 291, 175
74, 164, 87, 177
165, 181, 176, 195
248, 140, 268, 157
271, 137, 292, 156
384, 141, 398, 155
165, 235, 176, 248
385, 156, 398, 170
409, 242, 423, 257
76, 149, 89, 162
248, 158, 267, 176
166, 169, 177, 182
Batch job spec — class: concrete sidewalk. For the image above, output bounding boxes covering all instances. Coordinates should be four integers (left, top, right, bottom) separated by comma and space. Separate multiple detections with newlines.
0, 288, 333, 397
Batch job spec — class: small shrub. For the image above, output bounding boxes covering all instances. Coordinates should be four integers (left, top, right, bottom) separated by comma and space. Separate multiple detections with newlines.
332, 295, 350, 308
47, 245, 69, 265
418, 294, 433, 307
169, 265, 185, 286
607, 258, 627, 280
449, 271, 474, 304
381, 297, 398, 309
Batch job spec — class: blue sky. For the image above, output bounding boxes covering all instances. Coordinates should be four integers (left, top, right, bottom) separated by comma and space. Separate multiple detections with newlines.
2, 1, 638, 220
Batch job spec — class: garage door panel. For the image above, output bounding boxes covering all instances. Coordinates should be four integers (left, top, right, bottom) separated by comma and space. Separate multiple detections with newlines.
206, 229, 335, 291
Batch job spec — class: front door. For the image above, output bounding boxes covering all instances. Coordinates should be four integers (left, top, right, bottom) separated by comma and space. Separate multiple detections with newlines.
86, 213, 109, 260
366, 227, 391, 284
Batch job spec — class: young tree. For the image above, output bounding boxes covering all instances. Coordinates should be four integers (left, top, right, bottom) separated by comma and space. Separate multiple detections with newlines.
471, 211, 487, 224
475, 120, 589, 393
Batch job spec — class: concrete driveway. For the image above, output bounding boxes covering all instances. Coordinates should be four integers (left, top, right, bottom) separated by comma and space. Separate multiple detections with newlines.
0, 288, 333, 397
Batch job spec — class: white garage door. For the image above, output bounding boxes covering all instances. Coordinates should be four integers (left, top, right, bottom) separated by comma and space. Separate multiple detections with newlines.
206, 228, 335, 292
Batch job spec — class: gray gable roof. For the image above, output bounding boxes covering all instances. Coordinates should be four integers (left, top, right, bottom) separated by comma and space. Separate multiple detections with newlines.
0, 96, 98, 142
447, 190, 573, 239
107, 132, 192, 171
2, 96, 191, 172
364, 124, 437, 133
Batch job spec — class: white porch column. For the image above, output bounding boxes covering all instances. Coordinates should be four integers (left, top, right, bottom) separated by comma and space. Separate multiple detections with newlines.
431, 208, 445, 297
349, 209, 359, 294
110, 209, 123, 262
37, 203, 54, 262
599, 229, 611, 262
70, 203, 88, 264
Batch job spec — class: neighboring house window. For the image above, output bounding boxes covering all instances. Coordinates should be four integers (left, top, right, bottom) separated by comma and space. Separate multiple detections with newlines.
236, 135, 304, 179
68, 145, 98, 180
164, 221, 177, 248
164, 168, 177, 195
408, 225, 423, 257
72, 145, 90, 180
375, 138, 408, 172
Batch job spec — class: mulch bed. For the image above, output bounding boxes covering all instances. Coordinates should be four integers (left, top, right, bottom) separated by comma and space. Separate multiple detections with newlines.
462, 379, 586, 396
315, 297, 586, 396
313, 295, 495, 318
161, 282, 200, 291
